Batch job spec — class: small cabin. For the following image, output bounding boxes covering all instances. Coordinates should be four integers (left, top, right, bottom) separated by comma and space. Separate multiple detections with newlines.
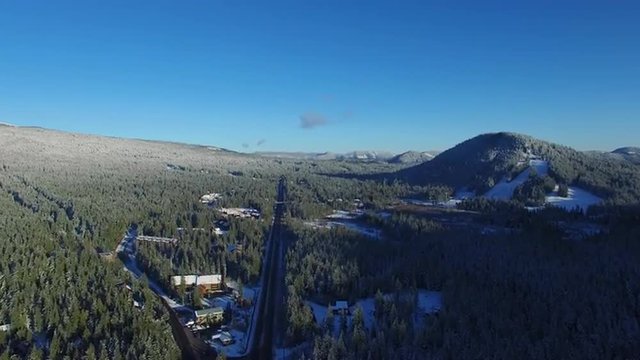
333, 300, 350, 315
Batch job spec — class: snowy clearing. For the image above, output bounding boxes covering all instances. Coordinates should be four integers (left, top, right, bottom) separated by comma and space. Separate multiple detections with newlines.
325, 210, 364, 220
306, 290, 442, 336
546, 186, 602, 213
484, 160, 549, 200
304, 220, 382, 240
404, 198, 461, 209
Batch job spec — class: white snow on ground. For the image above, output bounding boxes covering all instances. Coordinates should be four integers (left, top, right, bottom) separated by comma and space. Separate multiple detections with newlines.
274, 342, 312, 360
242, 287, 257, 301
306, 301, 330, 324
306, 290, 442, 336
453, 188, 475, 200
546, 186, 602, 213
304, 220, 382, 240
325, 210, 363, 220
484, 159, 549, 200
404, 198, 462, 209
117, 233, 188, 310
210, 329, 247, 357
201, 285, 260, 357
335, 222, 382, 239
417, 291, 443, 314
405, 198, 434, 207
354, 297, 376, 330
116, 228, 264, 357
201, 294, 234, 310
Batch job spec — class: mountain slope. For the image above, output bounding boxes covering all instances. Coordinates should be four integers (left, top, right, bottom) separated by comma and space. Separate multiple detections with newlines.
256, 150, 423, 163
612, 147, 640, 164
399, 132, 640, 203
389, 151, 437, 164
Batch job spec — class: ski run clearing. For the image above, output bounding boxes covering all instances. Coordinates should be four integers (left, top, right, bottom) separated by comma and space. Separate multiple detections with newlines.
482, 159, 602, 212
484, 159, 549, 200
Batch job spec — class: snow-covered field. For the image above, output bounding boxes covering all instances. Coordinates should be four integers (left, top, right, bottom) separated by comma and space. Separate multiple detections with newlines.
546, 186, 602, 213
484, 159, 549, 200
478, 159, 603, 212
429, 158, 605, 214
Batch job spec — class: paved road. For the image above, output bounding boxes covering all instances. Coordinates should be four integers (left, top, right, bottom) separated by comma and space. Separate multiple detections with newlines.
249, 176, 287, 360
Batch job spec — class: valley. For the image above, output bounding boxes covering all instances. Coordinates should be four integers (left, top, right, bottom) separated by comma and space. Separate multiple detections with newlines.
1, 126, 640, 360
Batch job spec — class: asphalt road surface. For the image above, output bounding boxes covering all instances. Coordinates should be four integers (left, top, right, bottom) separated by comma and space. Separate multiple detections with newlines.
251, 176, 287, 360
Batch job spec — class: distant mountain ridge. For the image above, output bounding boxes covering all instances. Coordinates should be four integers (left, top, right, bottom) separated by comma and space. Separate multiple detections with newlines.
256, 150, 438, 164
389, 151, 438, 164
612, 147, 640, 164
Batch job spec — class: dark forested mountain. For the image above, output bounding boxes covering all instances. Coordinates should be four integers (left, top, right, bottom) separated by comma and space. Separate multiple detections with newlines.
612, 147, 640, 165
399, 132, 640, 203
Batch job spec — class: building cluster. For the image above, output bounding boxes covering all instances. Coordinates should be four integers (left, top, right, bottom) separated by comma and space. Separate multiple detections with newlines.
194, 307, 225, 326
200, 193, 222, 205
171, 274, 224, 295
218, 208, 260, 219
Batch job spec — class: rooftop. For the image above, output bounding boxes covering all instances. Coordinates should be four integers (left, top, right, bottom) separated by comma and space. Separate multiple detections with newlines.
334, 301, 349, 310
195, 307, 224, 317
171, 274, 222, 287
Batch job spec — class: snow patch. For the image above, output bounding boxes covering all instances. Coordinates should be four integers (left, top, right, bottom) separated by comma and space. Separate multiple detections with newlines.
453, 188, 475, 200
326, 210, 363, 220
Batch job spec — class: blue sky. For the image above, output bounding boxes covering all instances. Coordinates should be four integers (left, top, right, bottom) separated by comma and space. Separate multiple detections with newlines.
1, 1, 639, 153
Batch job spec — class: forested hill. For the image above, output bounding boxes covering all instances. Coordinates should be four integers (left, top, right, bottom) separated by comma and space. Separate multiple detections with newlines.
613, 147, 640, 165
398, 132, 640, 203
0, 125, 280, 359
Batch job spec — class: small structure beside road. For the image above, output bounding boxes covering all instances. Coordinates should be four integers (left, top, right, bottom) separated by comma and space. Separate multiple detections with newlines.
195, 307, 225, 326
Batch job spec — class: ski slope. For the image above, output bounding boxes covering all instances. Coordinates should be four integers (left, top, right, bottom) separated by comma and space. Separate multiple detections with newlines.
484, 160, 549, 200
546, 187, 602, 213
